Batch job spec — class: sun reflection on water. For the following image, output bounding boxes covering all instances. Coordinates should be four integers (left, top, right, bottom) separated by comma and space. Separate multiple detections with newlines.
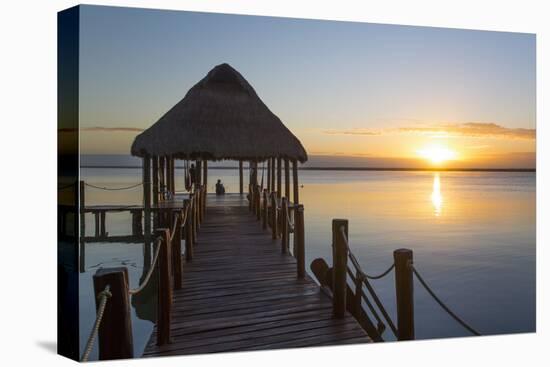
431, 173, 443, 217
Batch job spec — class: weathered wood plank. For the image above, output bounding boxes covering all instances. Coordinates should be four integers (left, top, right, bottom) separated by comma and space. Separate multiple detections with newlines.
143, 194, 370, 356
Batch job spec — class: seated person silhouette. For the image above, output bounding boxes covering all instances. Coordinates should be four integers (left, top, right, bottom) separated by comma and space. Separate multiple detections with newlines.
215, 179, 226, 195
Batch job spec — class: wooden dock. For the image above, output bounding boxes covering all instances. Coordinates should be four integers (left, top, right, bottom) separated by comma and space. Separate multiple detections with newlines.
143, 194, 370, 356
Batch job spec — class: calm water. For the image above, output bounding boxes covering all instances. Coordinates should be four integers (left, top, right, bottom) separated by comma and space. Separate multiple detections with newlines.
79, 168, 536, 358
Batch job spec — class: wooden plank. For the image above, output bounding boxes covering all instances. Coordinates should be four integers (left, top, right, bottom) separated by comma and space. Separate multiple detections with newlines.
143, 194, 370, 357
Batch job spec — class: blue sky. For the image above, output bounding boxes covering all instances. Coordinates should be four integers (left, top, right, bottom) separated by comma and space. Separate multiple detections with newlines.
78, 5, 535, 167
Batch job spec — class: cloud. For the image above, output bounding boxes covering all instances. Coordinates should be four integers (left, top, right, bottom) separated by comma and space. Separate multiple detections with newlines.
321, 128, 381, 136
59, 126, 144, 133
398, 122, 535, 140
321, 122, 535, 140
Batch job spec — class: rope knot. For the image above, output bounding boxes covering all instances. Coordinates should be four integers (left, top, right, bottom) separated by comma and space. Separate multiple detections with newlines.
97, 288, 112, 300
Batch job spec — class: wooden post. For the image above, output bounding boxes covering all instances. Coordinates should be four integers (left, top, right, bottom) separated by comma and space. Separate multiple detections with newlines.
295, 205, 305, 278
203, 160, 208, 193
267, 159, 271, 192
277, 157, 282, 199
159, 157, 165, 200
196, 161, 202, 186
284, 159, 290, 199
143, 156, 151, 239
171, 210, 183, 290
237, 160, 242, 194
333, 219, 348, 318
170, 157, 175, 195
93, 267, 133, 359
271, 193, 277, 240
165, 157, 170, 194
292, 159, 299, 204
100, 211, 106, 238
156, 228, 172, 345
94, 212, 100, 237
184, 199, 193, 262
271, 158, 276, 194
262, 189, 268, 230
394, 249, 415, 340
256, 185, 261, 220
281, 197, 288, 253
152, 157, 159, 206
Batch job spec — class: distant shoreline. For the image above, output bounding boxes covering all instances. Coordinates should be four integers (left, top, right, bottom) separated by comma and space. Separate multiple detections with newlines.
80, 165, 535, 173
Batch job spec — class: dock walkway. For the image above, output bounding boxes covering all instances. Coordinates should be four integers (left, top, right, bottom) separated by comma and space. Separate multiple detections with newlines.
143, 194, 370, 356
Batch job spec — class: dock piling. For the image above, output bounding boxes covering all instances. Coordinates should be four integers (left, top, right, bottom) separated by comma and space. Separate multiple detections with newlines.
394, 248, 415, 340
332, 219, 348, 318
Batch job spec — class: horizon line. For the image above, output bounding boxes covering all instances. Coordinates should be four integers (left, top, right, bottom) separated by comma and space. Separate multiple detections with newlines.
80, 165, 536, 172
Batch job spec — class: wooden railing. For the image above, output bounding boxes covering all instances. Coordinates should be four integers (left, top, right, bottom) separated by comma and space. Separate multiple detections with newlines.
83, 184, 206, 361
249, 184, 305, 278
311, 218, 481, 342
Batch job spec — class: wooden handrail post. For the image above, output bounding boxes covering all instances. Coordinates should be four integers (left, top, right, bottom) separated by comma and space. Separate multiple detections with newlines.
271, 193, 277, 239
281, 197, 288, 253
156, 228, 172, 345
93, 267, 133, 359
183, 199, 193, 262
394, 248, 415, 340
262, 189, 268, 230
296, 204, 305, 278
332, 218, 348, 318
256, 186, 261, 220
171, 210, 183, 290
239, 160, 244, 195
248, 183, 253, 211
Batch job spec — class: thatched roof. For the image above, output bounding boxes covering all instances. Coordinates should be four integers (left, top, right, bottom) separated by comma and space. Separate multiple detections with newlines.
131, 63, 308, 163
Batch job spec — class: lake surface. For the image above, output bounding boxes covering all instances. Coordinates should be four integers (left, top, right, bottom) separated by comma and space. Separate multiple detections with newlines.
78, 168, 536, 359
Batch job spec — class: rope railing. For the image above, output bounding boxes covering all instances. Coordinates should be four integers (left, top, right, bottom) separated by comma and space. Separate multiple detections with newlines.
84, 182, 144, 191
339, 226, 398, 337
128, 236, 163, 295
411, 265, 481, 336
58, 182, 75, 191
80, 285, 112, 362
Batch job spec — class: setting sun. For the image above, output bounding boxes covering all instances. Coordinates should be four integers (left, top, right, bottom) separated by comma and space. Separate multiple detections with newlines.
417, 144, 457, 165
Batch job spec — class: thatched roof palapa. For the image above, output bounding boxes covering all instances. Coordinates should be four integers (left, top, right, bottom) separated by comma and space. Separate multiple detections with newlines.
131, 63, 307, 163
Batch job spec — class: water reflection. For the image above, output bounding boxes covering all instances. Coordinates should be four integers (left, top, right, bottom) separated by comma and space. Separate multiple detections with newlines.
431, 173, 443, 217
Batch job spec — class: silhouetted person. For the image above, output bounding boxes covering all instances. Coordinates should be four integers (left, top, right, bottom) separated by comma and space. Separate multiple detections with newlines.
216, 179, 226, 195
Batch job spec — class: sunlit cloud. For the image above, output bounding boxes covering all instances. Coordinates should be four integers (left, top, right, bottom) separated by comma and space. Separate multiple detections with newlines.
321, 128, 381, 136
398, 122, 535, 140
321, 122, 535, 140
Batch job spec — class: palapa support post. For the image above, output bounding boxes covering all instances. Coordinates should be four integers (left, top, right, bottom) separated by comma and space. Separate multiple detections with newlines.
267, 159, 271, 192
295, 204, 305, 278
143, 156, 152, 239
156, 228, 172, 345
170, 156, 175, 195
281, 197, 288, 253
100, 211, 107, 238
159, 157, 165, 200
256, 185, 261, 220
292, 159, 299, 205
93, 267, 133, 360
271, 193, 277, 240
262, 189, 268, 229
94, 212, 100, 237
196, 160, 202, 186
184, 199, 193, 262
277, 157, 282, 199
394, 248, 415, 341
239, 160, 244, 195
284, 159, 290, 200
332, 219, 348, 318
271, 158, 276, 194
203, 160, 208, 193
171, 209, 183, 290
152, 156, 159, 206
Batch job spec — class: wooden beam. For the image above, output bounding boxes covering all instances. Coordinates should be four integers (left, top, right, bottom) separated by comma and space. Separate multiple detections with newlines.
152, 156, 159, 206
277, 157, 282, 198
284, 159, 290, 199
267, 159, 271, 192
292, 159, 299, 204
239, 161, 243, 194
203, 160, 208, 193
